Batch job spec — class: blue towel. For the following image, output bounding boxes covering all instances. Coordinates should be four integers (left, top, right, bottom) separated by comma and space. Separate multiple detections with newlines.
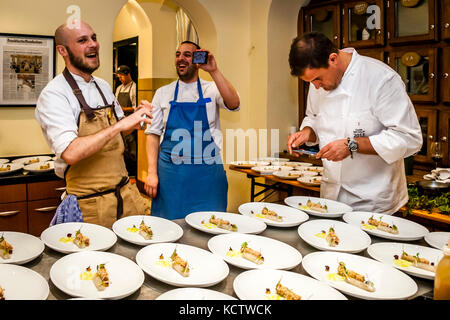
50, 194, 83, 226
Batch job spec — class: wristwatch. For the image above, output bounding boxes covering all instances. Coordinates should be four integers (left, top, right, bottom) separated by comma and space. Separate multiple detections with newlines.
347, 137, 358, 159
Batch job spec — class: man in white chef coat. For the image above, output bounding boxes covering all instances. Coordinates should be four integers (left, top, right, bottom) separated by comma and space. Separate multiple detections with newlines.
287, 32, 422, 214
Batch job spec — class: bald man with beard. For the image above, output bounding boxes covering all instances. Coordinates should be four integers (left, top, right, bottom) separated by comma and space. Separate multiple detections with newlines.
35, 21, 153, 228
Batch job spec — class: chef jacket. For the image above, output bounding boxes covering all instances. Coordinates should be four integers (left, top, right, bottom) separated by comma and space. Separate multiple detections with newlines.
144, 78, 240, 151
300, 48, 422, 214
35, 72, 124, 178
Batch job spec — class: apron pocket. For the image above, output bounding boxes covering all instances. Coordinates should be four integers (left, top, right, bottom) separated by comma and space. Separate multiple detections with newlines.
77, 197, 98, 225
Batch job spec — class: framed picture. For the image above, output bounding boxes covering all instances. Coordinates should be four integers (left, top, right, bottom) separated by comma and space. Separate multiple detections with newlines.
0, 33, 55, 107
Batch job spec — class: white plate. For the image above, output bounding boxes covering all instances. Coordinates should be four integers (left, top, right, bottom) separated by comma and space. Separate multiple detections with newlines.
0, 232, 45, 265
12, 156, 52, 165
424, 232, 450, 250
112, 215, 183, 245
233, 269, 347, 300
23, 161, 54, 173
284, 161, 313, 167
0, 163, 23, 176
136, 243, 229, 287
303, 166, 324, 173
50, 251, 144, 299
156, 288, 237, 300
284, 196, 353, 218
251, 166, 292, 175
185, 211, 266, 235
0, 264, 49, 300
0, 159, 9, 165
207, 233, 302, 270
297, 176, 322, 186
273, 170, 316, 180
253, 157, 290, 164
297, 220, 371, 253
302, 251, 418, 300
343, 212, 429, 241
41, 222, 117, 254
367, 242, 442, 280
229, 161, 270, 168
238, 202, 309, 227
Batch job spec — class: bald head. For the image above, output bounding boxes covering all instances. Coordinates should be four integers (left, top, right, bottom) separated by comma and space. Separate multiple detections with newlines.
54, 20, 93, 46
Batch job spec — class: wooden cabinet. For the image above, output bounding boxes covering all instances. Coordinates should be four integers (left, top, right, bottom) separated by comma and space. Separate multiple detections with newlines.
302, 5, 341, 47
442, 0, 450, 39
342, 0, 385, 48
0, 179, 65, 236
414, 106, 438, 163
442, 47, 450, 103
0, 184, 27, 232
439, 111, 450, 166
387, 0, 438, 44
388, 47, 437, 103
358, 48, 386, 62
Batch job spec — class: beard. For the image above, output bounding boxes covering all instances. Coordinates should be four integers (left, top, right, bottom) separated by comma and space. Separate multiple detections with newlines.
66, 46, 99, 74
177, 63, 197, 82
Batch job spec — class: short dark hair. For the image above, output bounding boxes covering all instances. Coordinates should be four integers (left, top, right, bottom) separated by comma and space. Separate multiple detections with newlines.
180, 40, 201, 49
288, 32, 338, 76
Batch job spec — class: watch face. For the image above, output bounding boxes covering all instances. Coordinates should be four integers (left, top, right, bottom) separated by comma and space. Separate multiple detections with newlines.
349, 140, 358, 152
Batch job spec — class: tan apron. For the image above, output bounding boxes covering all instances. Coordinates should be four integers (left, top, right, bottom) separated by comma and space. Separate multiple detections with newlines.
62, 68, 149, 228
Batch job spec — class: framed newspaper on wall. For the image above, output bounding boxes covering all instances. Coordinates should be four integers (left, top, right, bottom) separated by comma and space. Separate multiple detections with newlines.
0, 33, 55, 107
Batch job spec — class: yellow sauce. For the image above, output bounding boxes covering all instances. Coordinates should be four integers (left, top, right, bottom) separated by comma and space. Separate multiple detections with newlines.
254, 214, 266, 219
155, 259, 172, 268
126, 227, 139, 233
202, 223, 218, 230
315, 232, 326, 239
226, 250, 242, 258
394, 259, 413, 268
327, 273, 345, 282
265, 293, 283, 300
361, 224, 377, 230
59, 237, 73, 243
80, 271, 94, 281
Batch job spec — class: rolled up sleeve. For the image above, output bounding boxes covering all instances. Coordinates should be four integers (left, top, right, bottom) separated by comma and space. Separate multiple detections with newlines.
369, 75, 423, 164
35, 88, 78, 157
144, 89, 164, 136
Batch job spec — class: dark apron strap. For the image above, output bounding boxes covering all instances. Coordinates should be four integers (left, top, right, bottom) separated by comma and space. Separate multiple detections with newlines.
62, 68, 96, 120
77, 176, 129, 219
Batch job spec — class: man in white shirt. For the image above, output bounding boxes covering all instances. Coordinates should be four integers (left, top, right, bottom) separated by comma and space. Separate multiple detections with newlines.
35, 20, 152, 227
144, 41, 240, 220
287, 32, 422, 214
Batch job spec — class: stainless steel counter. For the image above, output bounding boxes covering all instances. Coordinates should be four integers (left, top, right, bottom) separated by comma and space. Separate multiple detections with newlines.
25, 217, 434, 300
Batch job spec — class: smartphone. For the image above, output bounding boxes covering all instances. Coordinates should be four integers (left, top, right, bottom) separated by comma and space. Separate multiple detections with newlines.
193, 51, 209, 64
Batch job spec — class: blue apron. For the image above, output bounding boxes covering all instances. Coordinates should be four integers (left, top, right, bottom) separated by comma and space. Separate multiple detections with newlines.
151, 78, 228, 220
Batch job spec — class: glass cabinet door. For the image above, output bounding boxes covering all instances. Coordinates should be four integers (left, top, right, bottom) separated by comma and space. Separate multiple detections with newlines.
387, 0, 438, 44
414, 106, 437, 164
303, 5, 341, 48
343, 0, 384, 48
442, 0, 450, 39
389, 48, 437, 103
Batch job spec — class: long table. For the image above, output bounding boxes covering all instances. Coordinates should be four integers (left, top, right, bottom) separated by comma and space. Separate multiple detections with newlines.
229, 166, 320, 202
26, 218, 433, 300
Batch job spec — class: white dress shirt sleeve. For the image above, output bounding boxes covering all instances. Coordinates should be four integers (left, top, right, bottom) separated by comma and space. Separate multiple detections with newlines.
369, 74, 423, 164
35, 86, 79, 158
144, 88, 164, 136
